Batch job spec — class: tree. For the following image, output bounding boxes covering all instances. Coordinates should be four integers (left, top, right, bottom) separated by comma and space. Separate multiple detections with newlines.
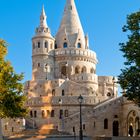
0, 39, 27, 118
118, 10, 140, 106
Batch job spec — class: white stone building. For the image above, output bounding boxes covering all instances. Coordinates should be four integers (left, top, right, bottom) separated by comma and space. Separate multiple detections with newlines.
1, 0, 140, 138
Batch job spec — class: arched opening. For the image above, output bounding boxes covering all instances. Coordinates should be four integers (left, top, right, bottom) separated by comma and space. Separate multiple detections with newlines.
81, 66, 87, 73
47, 110, 51, 117
38, 42, 40, 48
52, 89, 55, 96
34, 111, 37, 118
75, 66, 80, 74
42, 110, 45, 118
61, 66, 67, 76
62, 89, 65, 96
113, 121, 119, 136
30, 111, 33, 118
44, 41, 48, 48
77, 43, 81, 48
104, 119, 108, 129
51, 110, 55, 117
127, 110, 140, 136
55, 43, 57, 49
63, 42, 68, 48
90, 68, 95, 74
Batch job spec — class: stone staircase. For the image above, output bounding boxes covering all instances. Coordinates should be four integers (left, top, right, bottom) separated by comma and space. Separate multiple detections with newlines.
5, 128, 91, 140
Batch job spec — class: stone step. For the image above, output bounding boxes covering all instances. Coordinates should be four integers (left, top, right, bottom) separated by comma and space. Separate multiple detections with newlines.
6, 136, 92, 140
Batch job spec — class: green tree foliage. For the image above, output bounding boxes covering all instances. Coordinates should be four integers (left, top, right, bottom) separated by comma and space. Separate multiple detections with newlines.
118, 11, 140, 106
0, 39, 27, 118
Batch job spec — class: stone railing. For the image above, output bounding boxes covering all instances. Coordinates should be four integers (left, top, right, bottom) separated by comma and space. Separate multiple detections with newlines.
70, 73, 98, 83
55, 48, 97, 60
27, 96, 97, 107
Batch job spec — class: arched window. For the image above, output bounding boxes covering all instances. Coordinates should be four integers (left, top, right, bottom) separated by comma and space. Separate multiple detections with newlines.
52, 89, 55, 96
81, 66, 87, 73
63, 42, 68, 48
34, 111, 37, 118
38, 63, 40, 67
55, 43, 57, 49
51, 110, 55, 117
38, 42, 40, 48
77, 43, 81, 48
75, 66, 80, 74
42, 110, 45, 118
60, 110, 63, 119
47, 110, 51, 117
62, 89, 65, 96
83, 124, 86, 130
44, 42, 48, 48
90, 68, 95, 73
30, 111, 33, 118
104, 119, 108, 129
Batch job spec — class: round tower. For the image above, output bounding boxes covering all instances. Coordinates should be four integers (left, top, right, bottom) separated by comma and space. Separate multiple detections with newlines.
55, 0, 98, 92
32, 6, 55, 81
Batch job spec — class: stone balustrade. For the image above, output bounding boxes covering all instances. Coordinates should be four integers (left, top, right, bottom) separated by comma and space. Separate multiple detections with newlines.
27, 96, 97, 107
55, 48, 97, 60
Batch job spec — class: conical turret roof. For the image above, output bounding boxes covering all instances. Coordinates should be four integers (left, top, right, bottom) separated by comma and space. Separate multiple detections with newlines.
56, 0, 85, 49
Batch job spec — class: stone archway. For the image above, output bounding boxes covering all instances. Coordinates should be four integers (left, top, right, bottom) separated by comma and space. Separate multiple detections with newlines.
127, 110, 140, 136
113, 120, 119, 136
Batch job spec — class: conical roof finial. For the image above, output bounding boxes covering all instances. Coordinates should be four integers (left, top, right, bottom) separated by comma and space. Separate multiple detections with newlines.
40, 5, 48, 28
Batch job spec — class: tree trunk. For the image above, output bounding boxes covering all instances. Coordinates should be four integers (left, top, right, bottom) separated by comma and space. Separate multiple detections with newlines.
0, 118, 3, 140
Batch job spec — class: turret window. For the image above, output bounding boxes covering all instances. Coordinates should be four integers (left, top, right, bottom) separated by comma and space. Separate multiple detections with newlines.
104, 119, 108, 129
75, 66, 80, 74
42, 110, 45, 118
63, 42, 68, 48
62, 89, 65, 96
51, 110, 55, 117
45, 42, 48, 48
34, 111, 37, 118
38, 42, 40, 48
90, 68, 95, 74
81, 66, 87, 73
77, 43, 81, 48
52, 89, 55, 96
38, 63, 40, 67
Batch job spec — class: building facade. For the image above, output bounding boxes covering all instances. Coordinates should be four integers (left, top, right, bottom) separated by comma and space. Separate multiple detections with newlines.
1, 0, 140, 138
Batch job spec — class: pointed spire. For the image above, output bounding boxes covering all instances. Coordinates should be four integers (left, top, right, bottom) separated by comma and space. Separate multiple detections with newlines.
56, 0, 85, 48
40, 5, 48, 28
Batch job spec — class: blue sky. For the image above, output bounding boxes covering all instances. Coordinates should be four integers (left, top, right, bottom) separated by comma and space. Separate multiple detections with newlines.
0, 0, 140, 84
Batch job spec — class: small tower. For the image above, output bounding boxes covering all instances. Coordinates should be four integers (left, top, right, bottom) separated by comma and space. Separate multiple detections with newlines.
32, 6, 55, 81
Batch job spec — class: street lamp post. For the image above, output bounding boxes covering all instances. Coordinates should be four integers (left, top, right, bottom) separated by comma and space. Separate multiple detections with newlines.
78, 95, 83, 140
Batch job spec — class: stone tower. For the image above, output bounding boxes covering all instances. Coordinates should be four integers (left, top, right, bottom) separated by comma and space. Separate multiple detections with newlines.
24, 0, 118, 135
32, 6, 55, 81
